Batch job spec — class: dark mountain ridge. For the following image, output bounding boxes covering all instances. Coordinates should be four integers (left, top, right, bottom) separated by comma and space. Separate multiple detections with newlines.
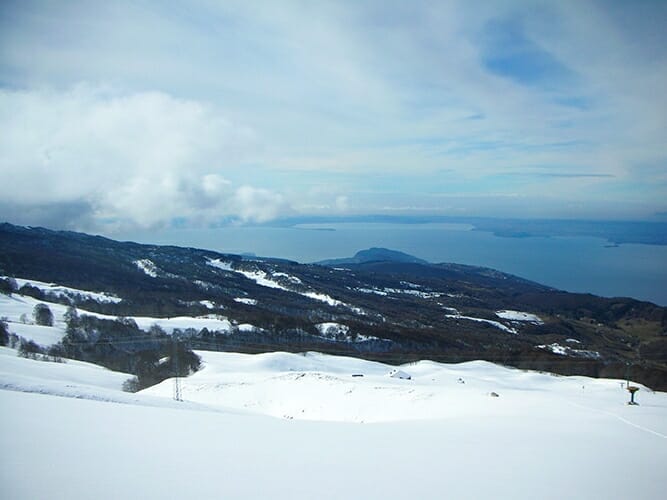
1, 222, 666, 390
317, 247, 429, 266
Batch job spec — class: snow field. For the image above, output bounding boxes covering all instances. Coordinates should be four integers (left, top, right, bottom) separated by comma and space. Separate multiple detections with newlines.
6, 276, 123, 303
445, 312, 518, 334
207, 258, 357, 310
140, 351, 667, 431
3, 276, 667, 498
1, 347, 667, 499
0, 292, 237, 345
495, 309, 543, 323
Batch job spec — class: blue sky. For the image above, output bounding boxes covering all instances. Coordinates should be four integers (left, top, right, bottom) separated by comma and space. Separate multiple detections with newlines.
1, 0, 666, 232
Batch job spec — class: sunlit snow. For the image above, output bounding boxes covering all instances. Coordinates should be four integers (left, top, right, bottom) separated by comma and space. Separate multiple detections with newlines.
133, 259, 159, 278
445, 313, 517, 334
496, 309, 543, 324
537, 343, 601, 359
1, 347, 667, 499
6, 277, 122, 304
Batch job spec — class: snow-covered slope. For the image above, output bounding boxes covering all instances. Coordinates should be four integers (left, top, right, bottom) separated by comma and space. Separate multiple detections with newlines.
6, 276, 122, 303
0, 346, 129, 399
141, 350, 667, 427
1, 348, 666, 499
0, 291, 236, 347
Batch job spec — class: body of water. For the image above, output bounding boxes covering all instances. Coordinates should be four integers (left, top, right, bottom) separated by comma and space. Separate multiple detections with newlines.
116, 223, 667, 306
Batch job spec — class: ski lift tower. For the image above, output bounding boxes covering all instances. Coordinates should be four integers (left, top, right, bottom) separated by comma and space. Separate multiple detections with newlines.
625, 362, 639, 405
172, 337, 182, 402
627, 385, 639, 405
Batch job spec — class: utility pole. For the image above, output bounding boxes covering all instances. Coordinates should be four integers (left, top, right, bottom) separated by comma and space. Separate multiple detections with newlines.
172, 337, 182, 402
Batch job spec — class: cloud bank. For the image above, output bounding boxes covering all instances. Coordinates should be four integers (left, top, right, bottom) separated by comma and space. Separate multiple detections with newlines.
0, 85, 287, 229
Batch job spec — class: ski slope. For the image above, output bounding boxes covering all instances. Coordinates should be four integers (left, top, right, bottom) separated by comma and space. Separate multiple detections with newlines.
1, 346, 667, 499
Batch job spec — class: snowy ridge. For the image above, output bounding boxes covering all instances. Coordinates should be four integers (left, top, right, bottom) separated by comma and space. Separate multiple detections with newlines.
273, 272, 302, 284
6, 276, 122, 304
1, 347, 663, 425
303, 291, 344, 307
0, 347, 210, 410
0, 292, 234, 346
234, 297, 258, 305
140, 350, 666, 425
236, 268, 288, 290
208, 259, 288, 290
357, 286, 442, 299
206, 259, 234, 272
315, 323, 380, 342
537, 343, 601, 359
357, 287, 388, 295
208, 258, 358, 312
132, 315, 232, 334
384, 287, 442, 299
496, 309, 543, 324
445, 313, 518, 334
133, 259, 160, 278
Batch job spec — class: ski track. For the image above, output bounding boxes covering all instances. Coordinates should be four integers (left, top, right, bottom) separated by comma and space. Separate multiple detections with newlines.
565, 400, 667, 440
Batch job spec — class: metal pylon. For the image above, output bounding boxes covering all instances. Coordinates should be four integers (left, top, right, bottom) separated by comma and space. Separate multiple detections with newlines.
173, 338, 182, 402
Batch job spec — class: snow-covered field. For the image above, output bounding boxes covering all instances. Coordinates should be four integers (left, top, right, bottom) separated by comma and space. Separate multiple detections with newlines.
1, 346, 666, 499
5, 276, 123, 304
1, 281, 666, 499
0, 291, 237, 343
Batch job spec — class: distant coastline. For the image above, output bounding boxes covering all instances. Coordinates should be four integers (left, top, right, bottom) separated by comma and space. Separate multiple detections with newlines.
269, 215, 667, 247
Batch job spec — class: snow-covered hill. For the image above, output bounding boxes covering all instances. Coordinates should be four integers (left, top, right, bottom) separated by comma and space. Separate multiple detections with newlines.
1, 346, 666, 499
141, 350, 667, 426
0, 289, 238, 345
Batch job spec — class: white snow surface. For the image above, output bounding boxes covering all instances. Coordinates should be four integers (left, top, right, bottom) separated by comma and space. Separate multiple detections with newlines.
538, 343, 602, 359
446, 313, 518, 334
273, 272, 302, 284
206, 258, 235, 272
132, 315, 233, 334
1, 293, 71, 325
237, 323, 256, 332
133, 259, 159, 278
209, 258, 355, 310
1, 348, 667, 499
1, 293, 70, 345
0, 293, 233, 345
6, 277, 122, 303
5, 322, 64, 347
238, 268, 289, 290
496, 309, 544, 324
357, 287, 388, 295
303, 291, 344, 306
315, 323, 379, 342
234, 297, 258, 305
384, 287, 442, 299
208, 259, 289, 291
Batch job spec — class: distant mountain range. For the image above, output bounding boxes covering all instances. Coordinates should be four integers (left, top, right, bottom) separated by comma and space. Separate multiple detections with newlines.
1, 222, 666, 389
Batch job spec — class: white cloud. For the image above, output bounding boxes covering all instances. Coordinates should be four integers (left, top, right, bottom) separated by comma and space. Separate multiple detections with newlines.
1, 1, 666, 221
335, 195, 349, 212
231, 186, 288, 223
0, 84, 288, 228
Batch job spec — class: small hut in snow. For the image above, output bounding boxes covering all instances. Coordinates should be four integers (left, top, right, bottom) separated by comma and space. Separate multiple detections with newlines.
388, 369, 411, 380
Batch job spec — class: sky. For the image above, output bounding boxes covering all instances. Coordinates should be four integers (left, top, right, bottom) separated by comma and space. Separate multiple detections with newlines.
1, 0, 666, 233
